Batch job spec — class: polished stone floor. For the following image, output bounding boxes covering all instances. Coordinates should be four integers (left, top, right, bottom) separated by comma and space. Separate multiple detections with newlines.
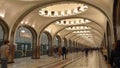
64, 51, 108, 68
0, 51, 108, 68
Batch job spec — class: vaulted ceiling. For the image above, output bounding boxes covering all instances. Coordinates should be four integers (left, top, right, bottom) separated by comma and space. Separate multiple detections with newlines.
0, 0, 114, 47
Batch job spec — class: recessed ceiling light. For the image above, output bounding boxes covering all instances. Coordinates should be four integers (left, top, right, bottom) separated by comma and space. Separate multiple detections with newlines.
25, 21, 28, 24
21, 30, 25, 33
0, 12, 5, 18
32, 24, 35, 28
21, 21, 24, 24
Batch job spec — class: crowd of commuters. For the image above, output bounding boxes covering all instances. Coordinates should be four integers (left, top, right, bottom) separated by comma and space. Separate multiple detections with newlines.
82, 48, 100, 57
1, 40, 120, 68
53, 45, 102, 60
54, 46, 68, 60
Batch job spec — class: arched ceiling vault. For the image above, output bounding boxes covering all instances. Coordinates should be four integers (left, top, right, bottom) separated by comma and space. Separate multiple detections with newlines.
20, 4, 107, 34
65, 32, 101, 47
22, 4, 108, 47
0, 0, 114, 46
49, 23, 104, 46
76, 38, 94, 47
62, 29, 102, 39
45, 18, 104, 36
60, 29, 102, 45
0, 0, 112, 27
58, 26, 102, 38
63, 30, 102, 40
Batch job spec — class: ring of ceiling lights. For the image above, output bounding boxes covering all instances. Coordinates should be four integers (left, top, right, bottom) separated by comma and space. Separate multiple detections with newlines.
65, 26, 93, 38
75, 31, 92, 38
66, 26, 91, 30
39, 3, 88, 17
55, 18, 91, 25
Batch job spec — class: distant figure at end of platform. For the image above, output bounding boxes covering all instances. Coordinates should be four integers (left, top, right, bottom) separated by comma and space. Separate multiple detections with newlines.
62, 46, 67, 60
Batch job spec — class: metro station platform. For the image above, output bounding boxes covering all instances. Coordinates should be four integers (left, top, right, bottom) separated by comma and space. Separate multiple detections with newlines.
1, 51, 108, 68
0, 0, 119, 68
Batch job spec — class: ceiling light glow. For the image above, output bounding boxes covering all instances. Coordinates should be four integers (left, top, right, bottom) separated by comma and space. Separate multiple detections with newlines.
38, 3, 88, 17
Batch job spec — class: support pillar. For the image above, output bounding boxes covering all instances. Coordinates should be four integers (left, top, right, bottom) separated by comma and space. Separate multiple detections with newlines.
36, 45, 40, 59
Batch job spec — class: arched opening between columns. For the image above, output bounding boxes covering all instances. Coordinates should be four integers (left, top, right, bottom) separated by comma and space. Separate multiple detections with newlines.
75, 42, 78, 52
40, 31, 52, 56
0, 18, 9, 45
53, 35, 62, 57
14, 25, 37, 59
63, 38, 67, 47
54, 35, 61, 48
70, 40, 73, 53
0, 25, 4, 45
69, 40, 72, 53
73, 41, 75, 52
107, 22, 112, 62
15, 27, 32, 58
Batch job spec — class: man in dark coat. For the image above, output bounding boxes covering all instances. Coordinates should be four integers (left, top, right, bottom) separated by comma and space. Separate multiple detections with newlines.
110, 40, 120, 68
62, 47, 67, 60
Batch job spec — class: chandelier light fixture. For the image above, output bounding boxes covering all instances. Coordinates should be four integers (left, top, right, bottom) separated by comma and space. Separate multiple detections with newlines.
77, 33, 92, 36
38, 3, 88, 17
77, 33, 93, 38
66, 26, 91, 30
73, 30, 90, 33
55, 19, 91, 25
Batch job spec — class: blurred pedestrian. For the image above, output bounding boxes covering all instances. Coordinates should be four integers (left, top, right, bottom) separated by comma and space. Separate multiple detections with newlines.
58, 46, 62, 57
110, 40, 120, 68
62, 47, 67, 60
0, 40, 10, 68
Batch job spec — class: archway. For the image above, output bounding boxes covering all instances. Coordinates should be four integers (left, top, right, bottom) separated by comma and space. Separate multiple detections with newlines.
107, 23, 112, 60
0, 25, 3, 46
73, 41, 75, 52
69, 40, 72, 53
15, 26, 33, 58
63, 38, 67, 47
54, 35, 61, 47
0, 19, 9, 43
11, 0, 113, 45
40, 32, 52, 56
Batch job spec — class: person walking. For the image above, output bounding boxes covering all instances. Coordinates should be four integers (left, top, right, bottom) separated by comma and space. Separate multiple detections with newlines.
85, 48, 89, 57
110, 40, 120, 68
62, 47, 67, 60
58, 46, 62, 57
0, 40, 10, 68
54, 47, 57, 58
